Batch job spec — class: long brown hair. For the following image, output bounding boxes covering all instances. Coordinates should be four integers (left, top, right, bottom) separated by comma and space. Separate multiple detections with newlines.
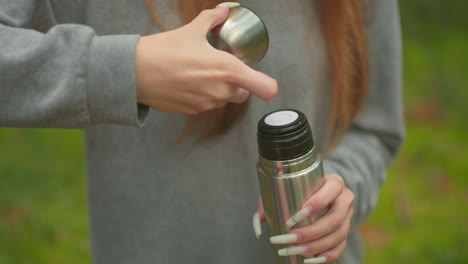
144, 0, 368, 148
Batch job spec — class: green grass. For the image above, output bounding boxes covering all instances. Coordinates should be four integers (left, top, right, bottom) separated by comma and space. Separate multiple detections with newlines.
1, 1, 467, 263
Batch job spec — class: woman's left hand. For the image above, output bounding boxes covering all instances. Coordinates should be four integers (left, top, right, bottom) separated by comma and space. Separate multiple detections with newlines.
253, 174, 355, 264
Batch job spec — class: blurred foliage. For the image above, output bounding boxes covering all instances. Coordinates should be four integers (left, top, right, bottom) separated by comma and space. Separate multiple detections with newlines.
1, 0, 467, 263
362, 1, 468, 263
0, 129, 88, 264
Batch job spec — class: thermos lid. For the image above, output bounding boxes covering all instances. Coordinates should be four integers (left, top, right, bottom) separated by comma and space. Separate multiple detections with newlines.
207, 3, 269, 65
257, 109, 314, 161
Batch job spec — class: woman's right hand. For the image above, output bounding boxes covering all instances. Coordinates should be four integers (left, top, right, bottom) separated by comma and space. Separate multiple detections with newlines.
135, 6, 278, 115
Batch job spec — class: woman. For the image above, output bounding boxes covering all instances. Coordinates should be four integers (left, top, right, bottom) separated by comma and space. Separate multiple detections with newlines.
0, 0, 404, 263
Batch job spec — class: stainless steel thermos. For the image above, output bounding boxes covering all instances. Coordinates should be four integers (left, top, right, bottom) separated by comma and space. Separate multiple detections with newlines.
257, 109, 333, 264
212, 5, 332, 262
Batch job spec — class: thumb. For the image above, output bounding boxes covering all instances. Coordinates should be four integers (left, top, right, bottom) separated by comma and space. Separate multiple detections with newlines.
190, 6, 230, 33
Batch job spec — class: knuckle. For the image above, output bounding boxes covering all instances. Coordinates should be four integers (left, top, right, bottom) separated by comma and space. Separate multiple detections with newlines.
328, 241, 347, 262
225, 87, 237, 99
338, 227, 348, 241
331, 214, 344, 229
211, 89, 232, 102
307, 239, 327, 255
344, 214, 352, 232
216, 53, 237, 68
238, 91, 250, 103
199, 9, 211, 18
328, 174, 344, 185
349, 193, 355, 204
294, 230, 306, 242
311, 200, 325, 211
209, 92, 224, 101
194, 103, 212, 113
206, 102, 218, 111
345, 189, 355, 204
300, 244, 314, 255
217, 65, 237, 83
331, 243, 345, 261
327, 252, 339, 262
230, 89, 249, 103
334, 177, 345, 189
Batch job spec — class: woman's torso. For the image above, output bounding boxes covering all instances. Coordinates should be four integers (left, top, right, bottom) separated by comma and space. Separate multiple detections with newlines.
38, 0, 361, 263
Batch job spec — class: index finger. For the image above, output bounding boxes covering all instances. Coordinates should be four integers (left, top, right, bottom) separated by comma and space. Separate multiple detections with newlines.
228, 59, 278, 101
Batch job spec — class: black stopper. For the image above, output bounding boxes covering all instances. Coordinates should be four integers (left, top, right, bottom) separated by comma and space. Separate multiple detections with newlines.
257, 109, 314, 161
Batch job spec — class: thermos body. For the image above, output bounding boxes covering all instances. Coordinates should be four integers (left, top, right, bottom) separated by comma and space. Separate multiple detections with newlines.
256, 110, 334, 264
215, 4, 334, 262
257, 148, 326, 264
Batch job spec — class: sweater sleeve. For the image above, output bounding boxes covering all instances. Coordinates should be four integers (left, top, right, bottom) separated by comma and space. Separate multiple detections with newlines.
0, 2, 148, 128
322, 0, 405, 227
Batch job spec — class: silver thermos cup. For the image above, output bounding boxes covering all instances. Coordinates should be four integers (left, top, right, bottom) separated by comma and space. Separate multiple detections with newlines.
256, 109, 333, 264
207, 2, 269, 65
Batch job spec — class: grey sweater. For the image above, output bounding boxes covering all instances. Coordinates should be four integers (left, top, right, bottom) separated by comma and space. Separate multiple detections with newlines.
0, 0, 404, 263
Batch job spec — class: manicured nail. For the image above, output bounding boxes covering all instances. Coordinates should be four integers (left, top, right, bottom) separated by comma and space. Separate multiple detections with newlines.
304, 256, 327, 264
286, 206, 313, 227
278, 245, 310, 256
216, 2, 240, 8
252, 212, 261, 238
270, 233, 299, 244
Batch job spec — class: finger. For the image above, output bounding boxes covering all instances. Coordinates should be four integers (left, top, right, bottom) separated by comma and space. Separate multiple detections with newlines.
211, 85, 238, 107
293, 188, 354, 242
312, 239, 348, 263
253, 212, 262, 238
228, 60, 278, 101
257, 198, 266, 223
229, 88, 250, 103
286, 174, 344, 227
276, 208, 352, 257
305, 208, 353, 256
190, 7, 229, 33
301, 208, 353, 256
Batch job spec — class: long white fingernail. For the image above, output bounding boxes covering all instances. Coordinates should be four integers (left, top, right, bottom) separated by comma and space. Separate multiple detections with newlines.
278, 245, 309, 256
270, 234, 299, 244
286, 206, 313, 227
253, 212, 261, 238
304, 256, 327, 264
217, 2, 240, 8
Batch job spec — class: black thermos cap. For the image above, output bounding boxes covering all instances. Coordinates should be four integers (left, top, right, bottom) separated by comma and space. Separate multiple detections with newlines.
257, 109, 314, 161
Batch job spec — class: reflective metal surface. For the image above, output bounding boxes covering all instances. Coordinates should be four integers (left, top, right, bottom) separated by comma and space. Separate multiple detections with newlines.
207, 5, 269, 65
258, 148, 333, 264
